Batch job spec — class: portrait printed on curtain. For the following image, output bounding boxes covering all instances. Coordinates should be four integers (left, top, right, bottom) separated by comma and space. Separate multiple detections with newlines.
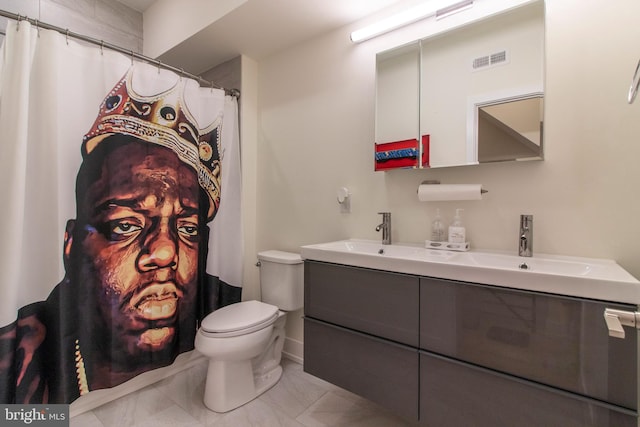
0, 69, 241, 404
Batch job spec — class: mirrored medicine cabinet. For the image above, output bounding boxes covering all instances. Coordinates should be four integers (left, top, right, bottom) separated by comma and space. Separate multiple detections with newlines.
374, 1, 545, 171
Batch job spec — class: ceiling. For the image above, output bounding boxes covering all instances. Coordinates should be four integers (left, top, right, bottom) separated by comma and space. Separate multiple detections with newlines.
117, 0, 405, 74
117, 0, 156, 12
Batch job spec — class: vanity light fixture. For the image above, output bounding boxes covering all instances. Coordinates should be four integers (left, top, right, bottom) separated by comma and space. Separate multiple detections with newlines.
350, 0, 474, 43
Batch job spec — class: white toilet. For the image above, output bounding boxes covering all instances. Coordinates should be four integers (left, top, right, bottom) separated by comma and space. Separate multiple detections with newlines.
194, 250, 304, 413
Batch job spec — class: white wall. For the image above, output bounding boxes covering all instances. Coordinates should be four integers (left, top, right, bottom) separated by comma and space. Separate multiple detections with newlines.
255, 0, 640, 347
0, 0, 143, 53
143, 0, 247, 58
239, 55, 261, 304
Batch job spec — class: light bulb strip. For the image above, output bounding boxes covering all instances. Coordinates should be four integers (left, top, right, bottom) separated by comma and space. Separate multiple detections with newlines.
350, 0, 474, 43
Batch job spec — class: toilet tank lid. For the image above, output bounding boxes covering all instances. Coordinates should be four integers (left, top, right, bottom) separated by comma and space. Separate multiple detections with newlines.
257, 250, 302, 264
201, 300, 279, 334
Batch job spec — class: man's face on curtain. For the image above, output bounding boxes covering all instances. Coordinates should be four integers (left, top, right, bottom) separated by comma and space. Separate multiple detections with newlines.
74, 140, 200, 362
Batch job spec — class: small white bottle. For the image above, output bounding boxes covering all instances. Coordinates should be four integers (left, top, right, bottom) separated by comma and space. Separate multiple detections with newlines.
448, 208, 466, 244
431, 209, 445, 242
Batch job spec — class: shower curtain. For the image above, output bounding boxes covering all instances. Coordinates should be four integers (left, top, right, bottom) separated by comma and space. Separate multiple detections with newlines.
0, 21, 242, 404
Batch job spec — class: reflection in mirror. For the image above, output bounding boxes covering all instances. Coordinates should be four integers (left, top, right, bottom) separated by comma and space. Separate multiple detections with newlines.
422, 1, 544, 168
374, 42, 423, 171
376, 43, 420, 144
477, 96, 543, 163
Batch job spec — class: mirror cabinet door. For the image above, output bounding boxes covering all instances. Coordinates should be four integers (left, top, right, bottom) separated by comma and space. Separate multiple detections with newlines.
374, 0, 545, 171
374, 42, 424, 171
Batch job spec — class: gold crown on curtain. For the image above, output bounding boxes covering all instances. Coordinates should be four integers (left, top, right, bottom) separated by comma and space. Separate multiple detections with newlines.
82, 69, 222, 221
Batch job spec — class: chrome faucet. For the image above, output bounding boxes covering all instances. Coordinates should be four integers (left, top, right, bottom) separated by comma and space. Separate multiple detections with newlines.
376, 212, 392, 245
519, 214, 533, 257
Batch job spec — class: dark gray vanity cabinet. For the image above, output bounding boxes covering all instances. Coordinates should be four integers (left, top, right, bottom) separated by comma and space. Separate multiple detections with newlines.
419, 277, 638, 427
303, 261, 639, 426
420, 352, 637, 427
303, 261, 420, 420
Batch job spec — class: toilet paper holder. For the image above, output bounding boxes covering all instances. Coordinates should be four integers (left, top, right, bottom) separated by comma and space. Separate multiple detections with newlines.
417, 180, 488, 194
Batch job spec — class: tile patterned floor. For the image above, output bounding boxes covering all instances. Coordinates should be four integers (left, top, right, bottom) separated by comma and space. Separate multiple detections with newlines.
70, 358, 417, 427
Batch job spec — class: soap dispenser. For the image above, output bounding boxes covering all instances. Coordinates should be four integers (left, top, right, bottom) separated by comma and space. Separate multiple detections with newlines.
431, 209, 446, 242
448, 208, 466, 244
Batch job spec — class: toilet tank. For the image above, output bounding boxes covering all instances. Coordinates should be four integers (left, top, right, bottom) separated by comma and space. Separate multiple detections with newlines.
257, 250, 304, 311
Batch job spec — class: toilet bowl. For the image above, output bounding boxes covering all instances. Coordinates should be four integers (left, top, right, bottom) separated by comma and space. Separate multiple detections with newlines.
195, 250, 303, 413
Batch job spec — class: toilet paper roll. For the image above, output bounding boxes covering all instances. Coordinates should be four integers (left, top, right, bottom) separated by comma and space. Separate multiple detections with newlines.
417, 184, 483, 202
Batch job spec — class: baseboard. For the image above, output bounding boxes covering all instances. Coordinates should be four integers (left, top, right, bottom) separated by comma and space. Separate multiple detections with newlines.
70, 350, 206, 417
282, 336, 303, 364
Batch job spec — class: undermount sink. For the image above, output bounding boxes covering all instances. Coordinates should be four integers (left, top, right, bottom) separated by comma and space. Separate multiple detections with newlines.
300, 239, 640, 304
456, 252, 595, 277
311, 239, 459, 261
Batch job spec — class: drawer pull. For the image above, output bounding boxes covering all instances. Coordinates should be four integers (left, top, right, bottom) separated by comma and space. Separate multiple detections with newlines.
604, 308, 640, 339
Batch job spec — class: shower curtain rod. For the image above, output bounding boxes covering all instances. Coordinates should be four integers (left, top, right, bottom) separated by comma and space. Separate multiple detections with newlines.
0, 9, 240, 98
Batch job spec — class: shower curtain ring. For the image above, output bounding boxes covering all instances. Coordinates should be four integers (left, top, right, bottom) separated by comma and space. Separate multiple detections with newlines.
16, 15, 21, 31
35, 19, 40, 37
130, 50, 134, 65
157, 60, 162, 74
65, 29, 69, 45
100, 40, 104, 55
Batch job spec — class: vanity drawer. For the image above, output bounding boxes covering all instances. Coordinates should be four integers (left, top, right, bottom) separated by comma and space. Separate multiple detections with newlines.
304, 318, 419, 421
420, 351, 637, 427
420, 277, 637, 409
304, 261, 419, 346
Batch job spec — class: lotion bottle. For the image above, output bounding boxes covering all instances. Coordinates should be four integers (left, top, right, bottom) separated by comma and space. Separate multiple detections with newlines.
431, 209, 445, 242
448, 208, 466, 243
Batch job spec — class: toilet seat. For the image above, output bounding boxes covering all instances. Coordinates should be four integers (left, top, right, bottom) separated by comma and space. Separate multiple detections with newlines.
200, 300, 279, 338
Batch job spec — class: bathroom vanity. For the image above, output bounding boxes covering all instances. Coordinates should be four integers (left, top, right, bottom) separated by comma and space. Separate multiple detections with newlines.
301, 240, 640, 426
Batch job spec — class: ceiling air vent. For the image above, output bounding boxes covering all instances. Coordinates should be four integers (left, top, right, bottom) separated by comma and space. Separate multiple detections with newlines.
472, 50, 508, 71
